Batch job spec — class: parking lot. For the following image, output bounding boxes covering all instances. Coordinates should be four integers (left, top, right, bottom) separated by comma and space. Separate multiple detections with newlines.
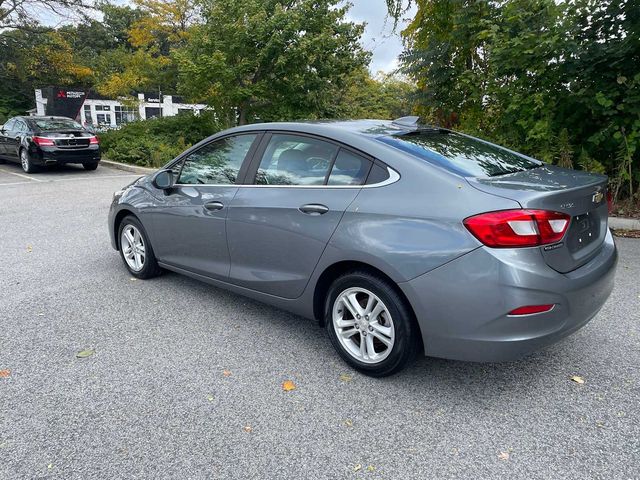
0, 162, 639, 479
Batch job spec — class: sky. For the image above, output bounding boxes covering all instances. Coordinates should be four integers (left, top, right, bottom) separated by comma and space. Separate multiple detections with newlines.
345, 0, 417, 74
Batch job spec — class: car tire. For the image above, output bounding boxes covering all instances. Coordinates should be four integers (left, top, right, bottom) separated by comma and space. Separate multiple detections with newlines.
117, 215, 162, 279
325, 270, 420, 377
83, 162, 99, 171
20, 148, 37, 173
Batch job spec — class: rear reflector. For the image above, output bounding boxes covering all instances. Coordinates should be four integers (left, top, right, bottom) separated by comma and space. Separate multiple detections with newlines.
508, 304, 555, 315
463, 209, 571, 248
33, 136, 55, 146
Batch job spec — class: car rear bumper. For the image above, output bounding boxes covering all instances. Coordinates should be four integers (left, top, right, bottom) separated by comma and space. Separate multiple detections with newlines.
32, 146, 101, 165
399, 229, 618, 362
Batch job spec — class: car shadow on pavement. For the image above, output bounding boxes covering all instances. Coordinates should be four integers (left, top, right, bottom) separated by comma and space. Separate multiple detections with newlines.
156, 269, 567, 397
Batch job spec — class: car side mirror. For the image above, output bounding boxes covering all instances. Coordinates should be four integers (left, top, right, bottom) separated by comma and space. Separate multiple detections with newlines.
152, 169, 175, 190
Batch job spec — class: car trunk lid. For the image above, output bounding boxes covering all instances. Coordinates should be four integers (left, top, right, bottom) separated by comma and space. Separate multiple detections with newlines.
37, 130, 92, 148
467, 165, 609, 273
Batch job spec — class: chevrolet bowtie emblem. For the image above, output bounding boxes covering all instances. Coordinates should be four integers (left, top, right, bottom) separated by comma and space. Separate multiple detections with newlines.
592, 191, 604, 203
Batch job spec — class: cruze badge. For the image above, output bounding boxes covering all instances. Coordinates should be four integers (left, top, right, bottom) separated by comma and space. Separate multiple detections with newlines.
592, 191, 604, 204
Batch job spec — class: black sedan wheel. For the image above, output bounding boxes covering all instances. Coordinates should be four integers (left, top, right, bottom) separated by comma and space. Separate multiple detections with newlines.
20, 149, 37, 174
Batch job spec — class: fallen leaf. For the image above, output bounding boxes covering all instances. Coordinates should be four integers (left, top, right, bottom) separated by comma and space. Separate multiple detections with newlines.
282, 380, 296, 391
366, 465, 375, 472
76, 349, 95, 359
26, 245, 32, 253
570, 375, 585, 384
129, 277, 137, 282
0, 369, 11, 378
47, 464, 53, 470
243, 425, 252, 433
353, 464, 362, 472
343, 419, 353, 427
223, 369, 231, 377
207, 395, 214, 402
36, 313, 44, 317
498, 451, 510, 461
339, 373, 353, 382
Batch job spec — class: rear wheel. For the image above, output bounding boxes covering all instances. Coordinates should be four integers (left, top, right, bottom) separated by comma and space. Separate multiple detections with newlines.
325, 271, 420, 377
20, 149, 37, 173
83, 162, 99, 171
118, 215, 161, 279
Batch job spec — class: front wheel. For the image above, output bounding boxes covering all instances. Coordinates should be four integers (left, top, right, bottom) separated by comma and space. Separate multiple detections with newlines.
83, 162, 99, 171
118, 215, 161, 279
20, 149, 37, 173
325, 271, 420, 377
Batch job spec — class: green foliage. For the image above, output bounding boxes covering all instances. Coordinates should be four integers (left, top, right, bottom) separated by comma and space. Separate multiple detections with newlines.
555, 129, 574, 170
400, 0, 640, 200
333, 69, 416, 120
175, 0, 370, 125
577, 149, 606, 175
99, 112, 221, 167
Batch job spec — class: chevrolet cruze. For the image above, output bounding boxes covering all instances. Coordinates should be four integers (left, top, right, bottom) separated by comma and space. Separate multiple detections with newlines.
108, 118, 617, 376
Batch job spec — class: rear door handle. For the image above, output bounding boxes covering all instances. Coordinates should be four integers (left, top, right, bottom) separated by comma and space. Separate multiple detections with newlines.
204, 201, 224, 211
299, 203, 329, 215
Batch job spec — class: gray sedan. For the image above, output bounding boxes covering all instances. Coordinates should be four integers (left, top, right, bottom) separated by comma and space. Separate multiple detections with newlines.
108, 117, 617, 376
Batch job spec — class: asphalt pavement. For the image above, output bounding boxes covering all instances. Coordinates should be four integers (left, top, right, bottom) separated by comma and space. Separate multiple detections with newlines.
0, 162, 639, 479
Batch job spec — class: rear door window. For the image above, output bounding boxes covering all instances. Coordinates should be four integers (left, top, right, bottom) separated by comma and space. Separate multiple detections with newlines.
378, 131, 541, 177
255, 134, 338, 185
327, 150, 371, 186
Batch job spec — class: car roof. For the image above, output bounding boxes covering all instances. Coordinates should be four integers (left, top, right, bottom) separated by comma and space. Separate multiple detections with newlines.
228, 119, 417, 138
25, 116, 76, 121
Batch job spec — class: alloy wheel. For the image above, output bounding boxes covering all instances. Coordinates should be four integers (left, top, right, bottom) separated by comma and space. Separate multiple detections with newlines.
332, 287, 395, 364
21, 150, 29, 172
120, 224, 146, 271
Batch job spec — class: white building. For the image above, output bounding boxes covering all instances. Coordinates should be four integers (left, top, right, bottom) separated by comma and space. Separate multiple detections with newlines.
35, 87, 208, 128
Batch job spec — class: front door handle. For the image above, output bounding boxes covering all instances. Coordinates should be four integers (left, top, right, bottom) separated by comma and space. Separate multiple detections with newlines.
204, 201, 224, 211
299, 203, 329, 215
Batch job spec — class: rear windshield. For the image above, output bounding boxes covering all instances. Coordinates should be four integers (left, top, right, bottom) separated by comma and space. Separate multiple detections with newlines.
32, 118, 82, 131
378, 131, 541, 177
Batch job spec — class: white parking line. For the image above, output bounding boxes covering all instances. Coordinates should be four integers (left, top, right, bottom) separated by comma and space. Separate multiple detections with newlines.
0, 181, 34, 186
0, 170, 140, 186
49, 174, 141, 183
0, 167, 44, 182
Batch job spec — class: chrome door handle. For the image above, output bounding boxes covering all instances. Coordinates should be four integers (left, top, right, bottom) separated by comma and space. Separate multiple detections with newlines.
204, 201, 224, 211
299, 204, 329, 215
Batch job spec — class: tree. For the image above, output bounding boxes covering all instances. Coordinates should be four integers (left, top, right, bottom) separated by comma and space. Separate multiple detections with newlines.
334, 68, 415, 120
395, 0, 640, 199
175, 0, 370, 125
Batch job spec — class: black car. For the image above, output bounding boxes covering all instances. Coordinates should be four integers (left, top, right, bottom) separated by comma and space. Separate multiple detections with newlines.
0, 115, 101, 173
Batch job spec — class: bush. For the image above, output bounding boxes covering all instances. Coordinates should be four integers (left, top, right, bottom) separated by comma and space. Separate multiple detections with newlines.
99, 111, 221, 168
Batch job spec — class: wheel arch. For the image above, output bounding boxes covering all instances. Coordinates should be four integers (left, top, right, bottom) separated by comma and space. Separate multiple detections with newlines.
113, 208, 138, 250
313, 260, 423, 347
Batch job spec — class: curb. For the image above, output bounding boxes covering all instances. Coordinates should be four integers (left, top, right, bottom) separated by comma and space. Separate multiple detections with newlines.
609, 216, 640, 231
101, 159, 156, 175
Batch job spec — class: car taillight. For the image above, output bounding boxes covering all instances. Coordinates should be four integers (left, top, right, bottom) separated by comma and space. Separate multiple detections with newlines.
89, 136, 99, 145
463, 209, 570, 248
33, 136, 55, 146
